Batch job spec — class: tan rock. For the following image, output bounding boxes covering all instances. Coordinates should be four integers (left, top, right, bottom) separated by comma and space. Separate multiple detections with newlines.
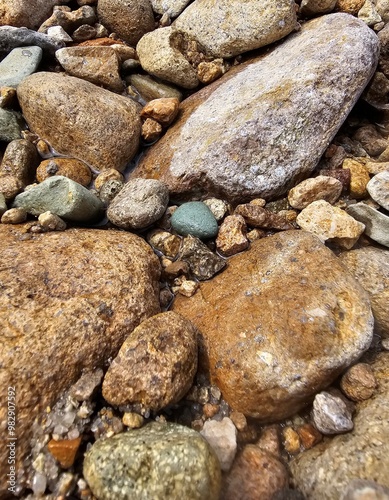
94, 169, 124, 190
0, 139, 39, 185
38, 5, 96, 34
256, 426, 282, 458
235, 204, 293, 230
353, 125, 387, 157
216, 214, 249, 257
151, 0, 191, 17
141, 97, 180, 126
282, 427, 300, 455
296, 200, 365, 249
129, 74, 183, 102
300, 0, 337, 17
0, 0, 69, 29
288, 175, 343, 209
141, 118, 163, 142
173, 231, 373, 421
147, 229, 182, 258
340, 363, 377, 401
0, 174, 23, 201
17, 72, 141, 172
342, 158, 370, 199
336, 0, 365, 14
36, 158, 92, 187
0, 225, 160, 493
178, 279, 199, 297
1, 207, 27, 224
47, 437, 82, 469
197, 60, 225, 84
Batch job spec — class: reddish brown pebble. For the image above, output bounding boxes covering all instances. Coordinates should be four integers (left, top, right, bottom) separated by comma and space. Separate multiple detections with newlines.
256, 425, 281, 458
47, 437, 82, 469
340, 363, 377, 402
319, 169, 351, 191
229, 411, 247, 432
235, 204, 294, 230
203, 403, 220, 419
162, 260, 189, 279
36, 158, 92, 187
297, 423, 322, 449
140, 98, 180, 126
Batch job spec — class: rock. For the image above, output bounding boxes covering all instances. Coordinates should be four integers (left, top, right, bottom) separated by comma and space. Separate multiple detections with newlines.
0, 175, 23, 201
17, 72, 141, 172
0, 193, 6, 216
367, 170, 389, 210
1, 206, 27, 224
312, 391, 354, 435
0, 46, 42, 88
147, 229, 182, 258
13, 176, 104, 222
36, 158, 92, 187
283, 427, 301, 454
203, 198, 229, 221
0, 0, 70, 30
137, 27, 199, 89
0, 139, 39, 185
340, 363, 377, 401
197, 59, 225, 85
336, 0, 365, 14
358, 0, 382, 26
122, 412, 144, 429
174, 0, 297, 58
339, 247, 389, 338
151, 0, 191, 17
131, 14, 379, 204
47, 26, 73, 43
173, 231, 373, 421
288, 175, 343, 209
296, 423, 322, 450
72, 24, 97, 42
98, 179, 124, 205
56, 46, 123, 92
296, 200, 365, 249
290, 353, 389, 498
176, 235, 226, 280
0, 86, 16, 108
39, 5, 97, 34
94, 169, 124, 190
140, 97, 180, 126
216, 215, 249, 257
141, 118, 162, 142
97, 0, 155, 46
319, 168, 351, 191
225, 445, 289, 500
200, 417, 237, 471
347, 202, 389, 247
38, 211, 67, 231
342, 479, 389, 500
234, 204, 294, 230
0, 108, 24, 142
107, 178, 169, 230
300, 0, 337, 17
342, 158, 371, 199
83, 422, 221, 499
177, 279, 198, 297
171, 201, 219, 239
128, 74, 183, 102
0, 224, 160, 495
0, 26, 65, 58
257, 426, 282, 457
102, 311, 198, 411
47, 437, 82, 469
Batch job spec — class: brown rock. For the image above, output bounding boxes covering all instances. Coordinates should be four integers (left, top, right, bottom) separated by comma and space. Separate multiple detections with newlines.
197, 60, 225, 84
0, 139, 39, 185
147, 229, 182, 258
141, 97, 180, 126
319, 168, 351, 191
234, 204, 293, 230
0, 174, 23, 201
296, 423, 322, 450
17, 72, 141, 172
336, 0, 365, 14
102, 311, 198, 411
353, 125, 388, 157
225, 445, 288, 500
1, 207, 27, 224
173, 231, 373, 421
288, 175, 343, 209
129, 74, 183, 102
283, 427, 300, 455
72, 24, 97, 42
36, 158, 92, 187
257, 426, 282, 458
0, 0, 69, 30
342, 158, 370, 199
176, 235, 226, 280
47, 437, 82, 469
162, 260, 189, 279
141, 118, 162, 142
0, 225, 160, 493
39, 5, 96, 34
340, 363, 377, 401
94, 169, 124, 191
216, 214, 249, 257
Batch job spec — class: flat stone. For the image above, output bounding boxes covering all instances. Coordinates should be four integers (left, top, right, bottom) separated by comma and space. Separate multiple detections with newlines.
128, 74, 183, 102
0, 46, 42, 88
312, 391, 354, 435
174, 0, 297, 58
17, 72, 141, 172
347, 202, 389, 247
200, 417, 237, 471
36, 158, 92, 187
173, 231, 373, 421
0, 26, 65, 58
131, 14, 379, 203
12, 176, 104, 222
367, 170, 389, 210
0, 108, 24, 142
83, 422, 221, 500
288, 175, 343, 209
171, 201, 219, 239
176, 235, 226, 280
0, 0, 70, 30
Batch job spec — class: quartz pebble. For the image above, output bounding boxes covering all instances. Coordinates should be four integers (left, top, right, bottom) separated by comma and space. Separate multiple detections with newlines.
367, 170, 389, 210
347, 202, 389, 247
312, 391, 354, 435
216, 215, 249, 256
340, 363, 377, 402
177, 235, 226, 280
200, 417, 237, 471
288, 175, 343, 209
171, 201, 219, 239
1, 207, 27, 224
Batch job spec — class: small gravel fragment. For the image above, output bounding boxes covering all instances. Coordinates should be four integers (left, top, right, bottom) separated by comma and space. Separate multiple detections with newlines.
312, 391, 354, 435
141, 117, 162, 142
340, 363, 377, 401
178, 279, 199, 297
235, 203, 294, 230
1, 207, 27, 224
69, 369, 103, 402
38, 211, 67, 231
367, 170, 389, 210
216, 215, 249, 256
122, 412, 144, 429
282, 427, 300, 454
296, 423, 322, 450
177, 235, 226, 280
94, 169, 124, 191
200, 417, 237, 471
203, 198, 230, 221
288, 175, 343, 209
147, 229, 182, 258
98, 179, 124, 205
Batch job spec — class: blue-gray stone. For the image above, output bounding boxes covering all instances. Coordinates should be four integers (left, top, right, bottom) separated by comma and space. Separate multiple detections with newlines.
0, 26, 64, 58
0, 46, 42, 88
12, 175, 104, 222
171, 201, 219, 239
0, 108, 24, 142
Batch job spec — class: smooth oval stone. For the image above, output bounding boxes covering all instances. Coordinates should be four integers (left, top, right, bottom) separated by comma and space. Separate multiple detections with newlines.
0, 46, 42, 88
347, 202, 389, 248
131, 13, 379, 204
367, 170, 389, 210
171, 201, 219, 239
83, 422, 221, 500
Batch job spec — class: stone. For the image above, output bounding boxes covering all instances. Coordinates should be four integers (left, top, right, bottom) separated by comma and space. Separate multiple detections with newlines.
319, 168, 351, 191
128, 74, 183, 102
342, 158, 371, 199
13, 176, 104, 222
288, 175, 343, 209
38, 211, 67, 232
38, 5, 97, 34
0, 86, 16, 108
36, 158, 92, 187
141, 97, 180, 126
98, 179, 124, 205
0, 139, 39, 185
300, 0, 337, 17
17, 72, 141, 172
69, 369, 103, 401
0, 0, 70, 30
141, 118, 162, 142
0, 193, 6, 216
171, 201, 219, 239
72, 24, 97, 42
234, 204, 294, 230
342, 480, 389, 500
83, 422, 221, 499
340, 363, 376, 401
296, 423, 322, 450
290, 353, 389, 498
147, 229, 182, 258
47, 437, 82, 469
216, 215, 249, 257
336, 0, 365, 14
367, 170, 389, 210
0, 174, 23, 201
178, 279, 198, 297
377, 0, 389, 21
94, 169, 124, 190
174, 0, 297, 58
347, 202, 389, 247
0, 224, 160, 496
203, 198, 229, 221
312, 391, 354, 435
200, 417, 237, 471
102, 311, 198, 411
283, 427, 301, 454
151, 0, 191, 17
225, 445, 289, 500
162, 260, 189, 279
0, 108, 24, 142
1, 206, 27, 224
56, 47, 124, 92
0, 46, 42, 88
97, 0, 155, 46
358, 0, 382, 26
339, 247, 389, 338
137, 27, 199, 89
197, 60, 225, 85
107, 178, 169, 230
296, 200, 365, 249
257, 426, 282, 458
132, 14, 379, 204
122, 412, 144, 429
173, 231, 373, 421
46, 26, 73, 43
176, 235, 226, 280
0, 26, 65, 58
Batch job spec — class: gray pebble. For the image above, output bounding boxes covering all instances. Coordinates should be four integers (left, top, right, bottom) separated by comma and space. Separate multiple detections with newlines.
312, 391, 354, 435
0, 108, 24, 142
0, 46, 42, 88
367, 170, 389, 211
347, 202, 389, 247
98, 179, 124, 206
0, 26, 64, 58
177, 235, 226, 280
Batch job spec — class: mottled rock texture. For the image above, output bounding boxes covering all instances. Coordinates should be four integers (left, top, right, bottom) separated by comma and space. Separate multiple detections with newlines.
0, 0, 69, 30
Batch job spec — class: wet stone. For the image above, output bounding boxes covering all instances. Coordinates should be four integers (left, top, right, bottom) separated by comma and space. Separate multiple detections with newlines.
340, 363, 377, 402
36, 158, 92, 187
312, 391, 354, 435
347, 202, 389, 247
176, 235, 226, 280
288, 175, 343, 209
200, 417, 237, 471
0, 46, 42, 88
367, 170, 389, 210
171, 201, 219, 239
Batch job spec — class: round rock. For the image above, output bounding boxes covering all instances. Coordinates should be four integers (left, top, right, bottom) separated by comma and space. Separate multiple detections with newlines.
367, 170, 389, 210
83, 422, 222, 500
171, 201, 219, 239
107, 178, 169, 230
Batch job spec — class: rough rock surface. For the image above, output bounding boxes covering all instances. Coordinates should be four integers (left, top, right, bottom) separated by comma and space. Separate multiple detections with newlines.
367, 170, 389, 210
17, 72, 141, 172
0, 0, 70, 30
0, 26, 64, 57
131, 14, 379, 204
290, 353, 389, 498
83, 422, 221, 500
151, 0, 191, 17
0, 46, 42, 88
347, 202, 389, 248
288, 175, 343, 209
173, 231, 373, 420
0, 225, 160, 490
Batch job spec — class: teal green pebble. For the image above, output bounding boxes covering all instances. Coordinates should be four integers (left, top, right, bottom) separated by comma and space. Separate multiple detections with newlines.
171, 201, 218, 239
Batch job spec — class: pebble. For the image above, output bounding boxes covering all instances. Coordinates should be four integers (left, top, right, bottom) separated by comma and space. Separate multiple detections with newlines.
200, 417, 237, 471
83, 422, 222, 500
147, 229, 182, 258
98, 179, 124, 205
0, 138, 39, 185
288, 175, 343, 209
203, 198, 230, 221
0, 175, 24, 201
347, 202, 389, 247
367, 170, 389, 210
342, 158, 371, 199
319, 168, 351, 191
0, 108, 24, 142
47, 437, 82, 469
300, 0, 337, 17
151, 0, 191, 17
162, 260, 189, 279
342, 479, 389, 500
128, 74, 183, 102
141, 118, 162, 142
282, 427, 301, 455
140, 97, 180, 126
102, 312, 198, 411
46, 26, 73, 43
0, 26, 64, 58
0, 46, 42, 88
312, 391, 354, 435
296, 423, 322, 450
1, 207, 27, 224
0, 193, 6, 216
340, 363, 377, 402
36, 158, 92, 187
72, 24, 97, 42
107, 178, 169, 230
39, 5, 97, 34
176, 235, 226, 280
171, 201, 219, 239
38, 211, 67, 232
296, 200, 365, 249
69, 369, 103, 402
0, 87, 17, 108
234, 203, 294, 230
122, 412, 144, 429
216, 215, 249, 256
94, 169, 124, 191
12, 176, 104, 222
197, 59, 225, 84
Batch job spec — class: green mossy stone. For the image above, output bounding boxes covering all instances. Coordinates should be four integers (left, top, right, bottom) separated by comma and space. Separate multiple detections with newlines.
171, 201, 218, 239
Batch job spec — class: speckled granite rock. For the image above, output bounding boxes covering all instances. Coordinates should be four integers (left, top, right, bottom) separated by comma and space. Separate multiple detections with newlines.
290, 353, 389, 498
0, 108, 24, 142
131, 14, 379, 203
83, 422, 221, 500
0, 0, 70, 30
151, 0, 191, 17
0, 26, 64, 57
